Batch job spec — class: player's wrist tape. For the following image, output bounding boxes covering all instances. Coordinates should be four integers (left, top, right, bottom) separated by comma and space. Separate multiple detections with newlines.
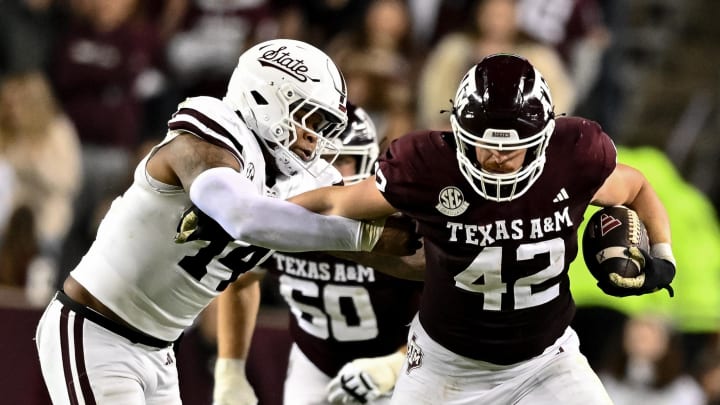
353, 350, 405, 393
358, 217, 386, 252
214, 357, 247, 379
650, 243, 676, 266
213, 357, 258, 405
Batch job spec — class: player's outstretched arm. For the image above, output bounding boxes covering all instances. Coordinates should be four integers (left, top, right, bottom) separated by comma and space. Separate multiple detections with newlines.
289, 175, 397, 220
150, 134, 396, 254
330, 248, 425, 281
213, 271, 264, 405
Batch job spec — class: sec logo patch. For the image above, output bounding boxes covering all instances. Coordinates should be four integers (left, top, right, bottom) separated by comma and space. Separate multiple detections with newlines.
436, 186, 469, 217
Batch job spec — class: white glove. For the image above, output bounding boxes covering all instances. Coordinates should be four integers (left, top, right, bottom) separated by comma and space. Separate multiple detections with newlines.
213, 358, 258, 405
326, 351, 405, 404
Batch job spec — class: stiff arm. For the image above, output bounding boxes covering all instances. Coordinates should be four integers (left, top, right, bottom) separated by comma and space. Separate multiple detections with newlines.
289, 175, 397, 220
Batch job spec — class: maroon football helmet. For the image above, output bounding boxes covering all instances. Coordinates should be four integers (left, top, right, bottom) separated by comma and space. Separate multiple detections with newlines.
450, 53, 556, 202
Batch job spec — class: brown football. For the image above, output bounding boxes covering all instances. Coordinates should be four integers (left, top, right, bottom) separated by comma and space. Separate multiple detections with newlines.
582, 206, 650, 282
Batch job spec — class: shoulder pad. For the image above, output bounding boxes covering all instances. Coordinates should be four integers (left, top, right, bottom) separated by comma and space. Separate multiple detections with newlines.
168, 96, 251, 162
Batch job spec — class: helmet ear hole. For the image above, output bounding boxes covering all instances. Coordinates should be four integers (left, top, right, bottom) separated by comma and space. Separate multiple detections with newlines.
279, 83, 296, 100
250, 91, 268, 105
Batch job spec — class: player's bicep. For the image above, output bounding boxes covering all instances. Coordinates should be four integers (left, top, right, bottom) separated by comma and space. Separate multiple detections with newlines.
591, 163, 643, 206
149, 132, 242, 191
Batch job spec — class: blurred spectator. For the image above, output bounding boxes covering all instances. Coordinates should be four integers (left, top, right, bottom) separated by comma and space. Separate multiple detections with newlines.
51, 0, 162, 151
326, 0, 417, 149
417, 0, 575, 130
0, 0, 65, 76
0, 206, 38, 291
516, 0, 610, 109
278, 0, 370, 47
272, 4, 307, 42
0, 71, 82, 260
599, 314, 706, 405
694, 348, 720, 405
570, 146, 720, 375
406, 0, 476, 52
134, 0, 190, 148
0, 203, 59, 308
165, 0, 279, 99
575, 0, 628, 135
137, 0, 189, 44
50, 0, 164, 269
0, 160, 14, 242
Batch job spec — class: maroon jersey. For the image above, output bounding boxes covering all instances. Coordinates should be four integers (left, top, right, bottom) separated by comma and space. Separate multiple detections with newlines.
376, 117, 616, 364
261, 251, 422, 376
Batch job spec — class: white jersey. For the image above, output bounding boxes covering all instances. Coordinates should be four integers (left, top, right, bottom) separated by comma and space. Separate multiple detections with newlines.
71, 96, 341, 341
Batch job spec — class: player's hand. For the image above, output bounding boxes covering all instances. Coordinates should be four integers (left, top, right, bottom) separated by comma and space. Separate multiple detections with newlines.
326, 351, 405, 404
599, 247, 676, 297
175, 205, 231, 243
369, 214, 422, 256
213, 358, 258, 405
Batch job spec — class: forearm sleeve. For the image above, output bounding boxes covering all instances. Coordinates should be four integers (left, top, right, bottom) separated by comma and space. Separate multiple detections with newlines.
189, 167, 365, 252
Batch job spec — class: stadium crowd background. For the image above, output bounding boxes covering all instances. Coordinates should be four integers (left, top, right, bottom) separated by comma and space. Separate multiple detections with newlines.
2, 0, 720, 404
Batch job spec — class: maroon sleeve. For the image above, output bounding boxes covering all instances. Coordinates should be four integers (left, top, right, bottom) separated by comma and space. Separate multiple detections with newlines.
570, 118, 617, 194
376, 131, 457, 213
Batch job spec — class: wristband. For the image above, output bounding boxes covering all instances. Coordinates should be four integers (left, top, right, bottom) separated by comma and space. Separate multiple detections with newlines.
650, 243, 676, 266
215, 357, 247, 379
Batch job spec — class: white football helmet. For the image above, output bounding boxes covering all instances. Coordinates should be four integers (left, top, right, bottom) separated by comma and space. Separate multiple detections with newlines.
450, 54, 555, 202
324, 104, 379, 184
224, 39, 348, 176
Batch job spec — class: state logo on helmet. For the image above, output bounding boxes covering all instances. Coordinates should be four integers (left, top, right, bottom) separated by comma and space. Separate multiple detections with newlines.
224, 39, 349, 176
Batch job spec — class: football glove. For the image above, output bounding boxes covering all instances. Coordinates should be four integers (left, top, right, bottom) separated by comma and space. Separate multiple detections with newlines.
368, 214, 422, 256
212, 358, 258, 405
326, 351, 405, 404
175, 205, 231, 244
599, 246, 676, 297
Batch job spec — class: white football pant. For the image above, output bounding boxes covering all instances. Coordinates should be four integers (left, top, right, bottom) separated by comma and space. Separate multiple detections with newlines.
35, 299, 181, 405
391, 315, 613, 405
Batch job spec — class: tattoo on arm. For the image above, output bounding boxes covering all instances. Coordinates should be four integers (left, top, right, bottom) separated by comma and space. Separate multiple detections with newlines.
171, 133, 242, 191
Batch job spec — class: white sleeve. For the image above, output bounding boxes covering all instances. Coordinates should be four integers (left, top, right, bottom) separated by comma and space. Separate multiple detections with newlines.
189, 167, 364, 252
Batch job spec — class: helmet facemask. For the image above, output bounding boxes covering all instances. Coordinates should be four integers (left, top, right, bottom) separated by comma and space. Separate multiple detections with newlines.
260, 84, 346, 176
452, 117, 555, 201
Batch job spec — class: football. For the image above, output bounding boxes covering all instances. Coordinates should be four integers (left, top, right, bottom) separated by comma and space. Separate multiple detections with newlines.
582, 205, 650, 283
